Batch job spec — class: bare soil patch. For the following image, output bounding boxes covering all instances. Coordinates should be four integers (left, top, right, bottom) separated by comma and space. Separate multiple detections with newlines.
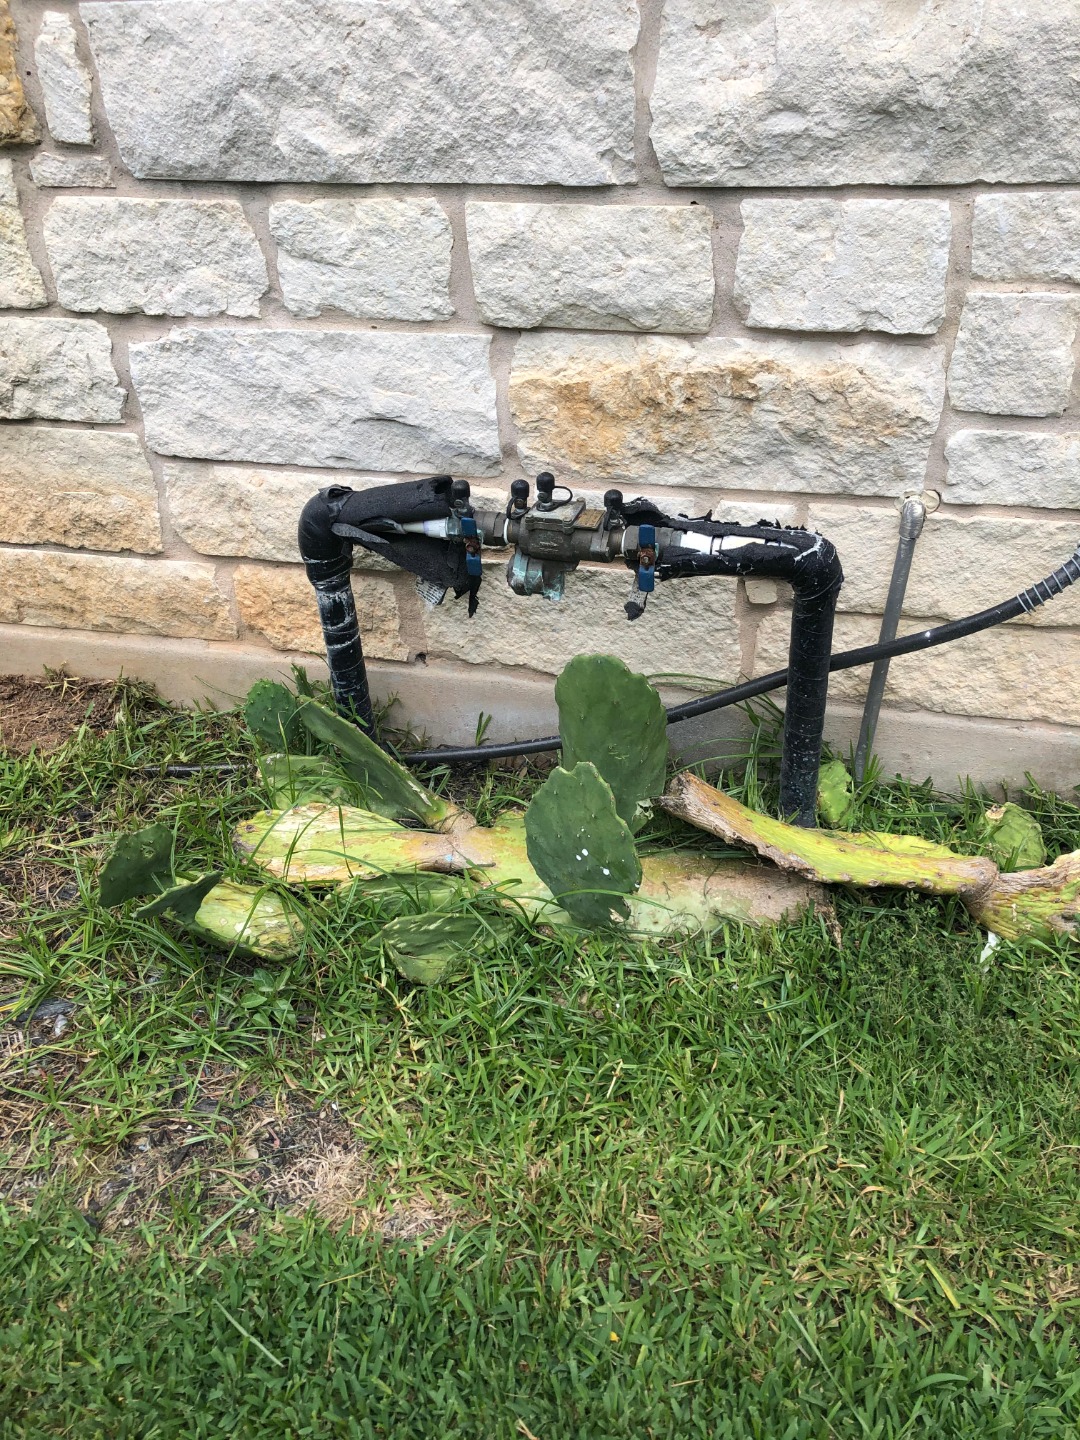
0, 673, 125, 756
0, 1058, 458, 1242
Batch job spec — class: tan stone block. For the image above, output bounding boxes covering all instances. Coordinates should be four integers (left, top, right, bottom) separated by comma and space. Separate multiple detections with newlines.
234, 563, 407, 660
0, 549, 234, 639
421, 560, 743, 682
510, 332, 944, 497
754, 609, 1080, 726
0, 427, 161, 552
807, 504, 1080, 628
0, 2, 40, 146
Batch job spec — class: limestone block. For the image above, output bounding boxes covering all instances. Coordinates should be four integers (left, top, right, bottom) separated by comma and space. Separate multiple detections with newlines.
510, 333, 945, 497
0, 549, 235, 639
131, 328, 501, 475
82, 0, 637, 185
43, 198, 268, 317
807, 503, 1080, 629
35, 11, 93, 144
651, 1, 1080, 187
0, 159, 45, 307
735, 199, 950, 335
947, 293, 1080, 417
0, 317, 123, 420
166, 465, 308, 562
945, 431, 1080, 509
421, 560, 743, 681
0, 0, 40, 145
234, 562, 407, 660
973, 193, 1080, 282
754, 609, 1080, 727
0, 427, 160, 552
467, 203, 715, 333
271, 199, 452, 322
30, 151, 113, 187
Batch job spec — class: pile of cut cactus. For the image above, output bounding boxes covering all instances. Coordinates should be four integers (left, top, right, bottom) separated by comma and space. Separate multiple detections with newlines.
98, 655, 1080, 982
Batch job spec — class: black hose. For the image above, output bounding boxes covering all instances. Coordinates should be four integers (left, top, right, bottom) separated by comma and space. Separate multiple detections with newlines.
401, 545, 1080, 768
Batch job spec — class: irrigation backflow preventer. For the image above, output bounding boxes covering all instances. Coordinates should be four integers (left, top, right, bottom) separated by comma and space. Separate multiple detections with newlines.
299, 472, 1080, 828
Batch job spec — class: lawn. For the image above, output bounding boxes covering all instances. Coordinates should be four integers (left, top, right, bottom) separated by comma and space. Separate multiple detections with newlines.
2, 675, 1080, 1438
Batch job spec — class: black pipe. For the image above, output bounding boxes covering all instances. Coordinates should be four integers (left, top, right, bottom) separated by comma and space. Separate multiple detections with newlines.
648, 523, 842, 825
403, 544, 1080, 767
298, 488, 375, 728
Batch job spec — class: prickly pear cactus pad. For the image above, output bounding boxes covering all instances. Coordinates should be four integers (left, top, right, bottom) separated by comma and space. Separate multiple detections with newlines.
244, 680, 304, 750
298, 700, 462, 829
981, 803, 1046, 871
816, 759, 855, 829
259, 753, 357, 808
368, 912, 503, 985
98, 824, 174, 907
556, 655, 668, 830
524, 762, 642, 928
136, 873, 223, 922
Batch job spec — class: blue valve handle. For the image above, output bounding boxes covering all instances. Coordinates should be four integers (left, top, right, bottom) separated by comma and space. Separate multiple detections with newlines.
461, 515, 483, 578
637, 523, 656, 593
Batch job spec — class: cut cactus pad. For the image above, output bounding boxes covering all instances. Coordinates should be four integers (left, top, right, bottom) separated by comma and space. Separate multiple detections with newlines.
369, 912, 503, 985
556, 654, 668, 830
524, 763, 642, 928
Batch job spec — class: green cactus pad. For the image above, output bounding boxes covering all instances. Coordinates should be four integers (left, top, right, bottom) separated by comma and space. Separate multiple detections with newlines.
136, 872, 223, 922
244, 680, 304, 750
99, 824, 174, 907
259, 753, 356, 808
369, 911, 502, 985
134, 874, 303, 958
189, 880, 304, 958
298, 700, 458, 827
524, 762, 642, 928
981, 803, 1046, 872
555, 655, 668, 830
816, 759, 855, 829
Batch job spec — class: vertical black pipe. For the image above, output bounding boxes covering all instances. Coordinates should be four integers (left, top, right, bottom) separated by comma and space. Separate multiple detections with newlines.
654, 525, 843, 827
778, 581, 839, 825
298, 489, 375, 730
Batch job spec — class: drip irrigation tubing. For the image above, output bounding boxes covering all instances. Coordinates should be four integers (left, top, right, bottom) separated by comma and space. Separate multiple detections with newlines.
401, 548, 1080, 768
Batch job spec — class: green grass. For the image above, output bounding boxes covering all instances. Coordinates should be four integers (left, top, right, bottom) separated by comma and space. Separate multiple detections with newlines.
3, 683, 1080, 1437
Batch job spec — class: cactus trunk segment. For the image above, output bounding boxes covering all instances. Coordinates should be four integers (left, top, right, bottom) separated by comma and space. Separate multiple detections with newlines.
237, 801, 823, 935
629, 851, 826, 935
555, 655, 668, 830
524, 763, 642, 928
663, 772, 1080, 944
234, 803, 473, 884
969, 853, 1080, 941
662, 772, 997, 895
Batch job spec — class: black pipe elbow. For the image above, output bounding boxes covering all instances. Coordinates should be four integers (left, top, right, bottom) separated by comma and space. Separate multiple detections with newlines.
787, 531, 844, 605
298, 486, 353, 567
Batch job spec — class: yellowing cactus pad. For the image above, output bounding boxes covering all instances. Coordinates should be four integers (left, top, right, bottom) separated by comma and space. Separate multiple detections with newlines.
234, 803, 473, 885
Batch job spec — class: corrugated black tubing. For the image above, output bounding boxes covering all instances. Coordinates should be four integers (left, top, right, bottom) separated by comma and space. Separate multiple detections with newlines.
401, 543, 1080, 767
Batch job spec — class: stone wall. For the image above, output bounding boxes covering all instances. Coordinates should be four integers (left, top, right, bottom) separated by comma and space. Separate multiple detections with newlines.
2, 0, 1079, 784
